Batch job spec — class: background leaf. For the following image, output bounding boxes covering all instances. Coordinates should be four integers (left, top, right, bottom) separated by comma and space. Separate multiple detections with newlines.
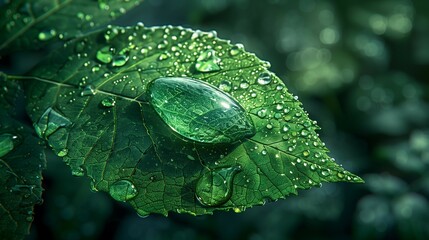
0, 77, 46, 239
0, 0, 144, 54
25, 25, 362, 216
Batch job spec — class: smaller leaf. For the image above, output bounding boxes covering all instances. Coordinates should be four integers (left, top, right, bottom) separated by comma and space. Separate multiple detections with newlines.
0, 0, 144, 54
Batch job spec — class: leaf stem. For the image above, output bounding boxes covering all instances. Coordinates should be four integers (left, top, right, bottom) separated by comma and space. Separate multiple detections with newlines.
6, 75, 36, 81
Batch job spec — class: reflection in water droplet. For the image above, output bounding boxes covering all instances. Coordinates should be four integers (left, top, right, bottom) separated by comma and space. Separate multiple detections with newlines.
195, 166, 241, 207
112, 54, 129, 67
148, 77, 255, 144
96, 46, 113, 64
0, 134, 15, 158
34, 107, 72, 140
194, 49, 221, 72
109, 180, 138, 202
101, 96, 116, 107
257, 72, 272, 85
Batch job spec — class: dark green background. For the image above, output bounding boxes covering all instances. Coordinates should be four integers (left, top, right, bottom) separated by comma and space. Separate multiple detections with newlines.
22, 0, 429, 239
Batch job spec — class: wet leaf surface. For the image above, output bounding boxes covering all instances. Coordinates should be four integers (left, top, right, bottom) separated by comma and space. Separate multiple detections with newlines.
25, 25, 362, 216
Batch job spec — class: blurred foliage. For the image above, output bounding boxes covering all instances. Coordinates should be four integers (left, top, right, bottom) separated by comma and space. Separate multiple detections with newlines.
5, 0, 425, 239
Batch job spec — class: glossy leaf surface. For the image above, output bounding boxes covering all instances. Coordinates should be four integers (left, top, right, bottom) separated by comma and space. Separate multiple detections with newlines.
25, 25, 363, 216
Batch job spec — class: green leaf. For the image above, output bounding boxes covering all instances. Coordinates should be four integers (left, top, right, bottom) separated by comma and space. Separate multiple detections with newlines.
0, 0, 143, 54
24, 25, 363, 216
0, 73, 21, 114
0, 78, 46, 239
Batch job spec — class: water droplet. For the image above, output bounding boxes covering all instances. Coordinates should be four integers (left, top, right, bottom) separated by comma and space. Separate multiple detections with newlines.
218, 81, 232, 92
195, 166, 241, 207
136, 209, 149, 218
281, 125, 289, 133
337, 172, 345, 179
233, 207, 244, 213
321, 170, 330, 176
301, 130, 309, 137
303, 150, 310, 157
266, 123, 273, 130
111, 49, 129, 67
109, 180, 138, 202
57, 148, 68, 157
257, 109, 267, 118
101, 96, 116, 107
239, 81, 249, 89
34, 108, 72, 139
261, 150, 267, 155
157, 40, 168, 49
229, 44, 244, 56
90, 181, 98, 192
257, 72, 272, 85
91, 66, 100, 72
194, 49, 221, 72
81, 85, 96, 96
0, 134, 15, 158
158, 53, 169, 61
71, 166, 84, 176
104, 26, 119, 41
96, 46, 113, 64
38, 29, 56, 41
140, 48, 148, 54
148, 77, 255, 143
